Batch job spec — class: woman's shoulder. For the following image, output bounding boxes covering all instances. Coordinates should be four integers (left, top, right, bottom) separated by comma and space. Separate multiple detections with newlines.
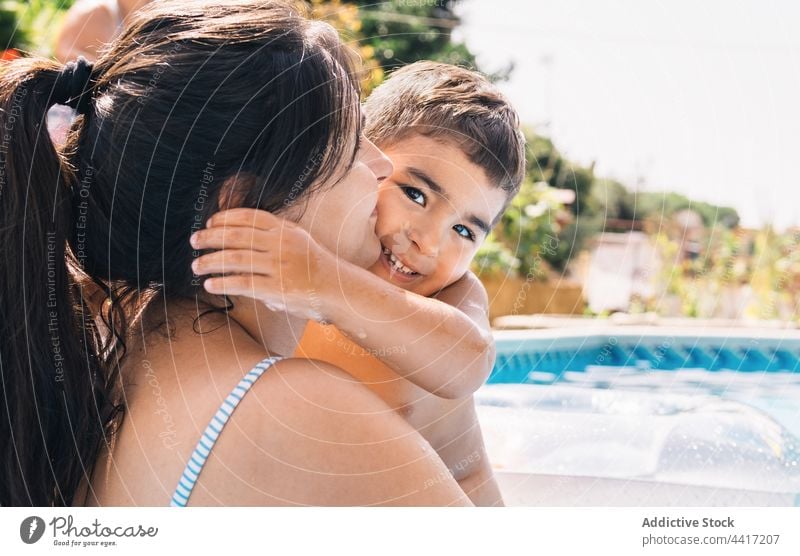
186, 356, 441, 505
225, 356, 394, 438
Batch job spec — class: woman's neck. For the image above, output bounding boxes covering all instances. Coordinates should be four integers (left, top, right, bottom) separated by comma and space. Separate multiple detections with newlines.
116, 292, 306, 389
226, 295, 307, 358
163, 293, 306, 358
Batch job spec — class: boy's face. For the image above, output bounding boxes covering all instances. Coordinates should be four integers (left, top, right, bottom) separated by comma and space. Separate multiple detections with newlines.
368, 134, 508, 296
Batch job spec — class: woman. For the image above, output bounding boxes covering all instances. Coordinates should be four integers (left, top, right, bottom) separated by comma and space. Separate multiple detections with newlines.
0, 0, 470, 506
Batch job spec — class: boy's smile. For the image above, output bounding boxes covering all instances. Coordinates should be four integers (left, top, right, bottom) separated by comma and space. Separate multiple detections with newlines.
368, 134, 508, 296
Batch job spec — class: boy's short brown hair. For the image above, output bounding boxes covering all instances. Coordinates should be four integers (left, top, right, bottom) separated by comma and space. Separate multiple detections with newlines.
364, 61, 526, 200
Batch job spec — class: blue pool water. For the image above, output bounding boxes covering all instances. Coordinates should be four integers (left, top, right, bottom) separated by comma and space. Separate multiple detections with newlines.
488, 330, 800, 437
475, 329, 800, 502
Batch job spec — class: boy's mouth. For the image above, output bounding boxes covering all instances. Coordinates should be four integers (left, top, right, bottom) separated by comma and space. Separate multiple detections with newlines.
380, 244, 422, 279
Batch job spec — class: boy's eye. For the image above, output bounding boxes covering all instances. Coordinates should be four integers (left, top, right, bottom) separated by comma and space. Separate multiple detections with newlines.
454, 224, 476, 241
402, 186, 426, 207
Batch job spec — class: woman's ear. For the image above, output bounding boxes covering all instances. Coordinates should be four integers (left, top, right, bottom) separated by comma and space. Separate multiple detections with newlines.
217, 175, 251, 210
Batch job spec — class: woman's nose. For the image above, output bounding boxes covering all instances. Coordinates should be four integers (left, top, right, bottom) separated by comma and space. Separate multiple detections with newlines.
361, 137, 393, 182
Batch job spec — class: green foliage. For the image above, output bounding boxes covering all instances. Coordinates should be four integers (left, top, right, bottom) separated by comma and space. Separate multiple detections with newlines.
591, 178, 638, 221
637, 191, 740, 229
511, 128, 600, 272
346, 0, 480, 75
525, 131, 595, 215
588, 181, 740, 230
0, 1, 28, 48
0, 0, 73, 54
649, 226, 760, 318
492, 180, 565, 278
744, 228, 800, 320
316, 1, 492, 93
471, 234, 519, 279
488, 125, 743, 279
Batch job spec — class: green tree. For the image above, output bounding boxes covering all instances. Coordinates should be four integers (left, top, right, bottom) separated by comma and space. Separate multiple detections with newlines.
0, 0, 75, 55
517, 128, 601, 272
525, 132, 595, 216
346, 0, 480, 77
637, 191, 740, 229
312, 0, 490, 93
591, 178, 637, 221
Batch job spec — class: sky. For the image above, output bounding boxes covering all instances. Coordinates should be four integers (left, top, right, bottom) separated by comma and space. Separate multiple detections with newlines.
454, 0, 800, 229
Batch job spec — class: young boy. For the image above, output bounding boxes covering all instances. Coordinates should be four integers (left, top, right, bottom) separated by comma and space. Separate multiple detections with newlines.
294, 61, 526, 505
193, 61, 525, 505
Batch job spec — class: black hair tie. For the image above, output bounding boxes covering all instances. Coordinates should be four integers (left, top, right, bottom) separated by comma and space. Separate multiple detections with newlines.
52, 56, 95, 115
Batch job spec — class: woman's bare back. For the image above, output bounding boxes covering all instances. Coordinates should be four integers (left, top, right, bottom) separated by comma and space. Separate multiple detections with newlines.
80, 307, 471, 506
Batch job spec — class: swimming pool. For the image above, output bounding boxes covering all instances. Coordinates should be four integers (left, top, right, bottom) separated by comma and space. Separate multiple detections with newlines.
475, 327, 800, 506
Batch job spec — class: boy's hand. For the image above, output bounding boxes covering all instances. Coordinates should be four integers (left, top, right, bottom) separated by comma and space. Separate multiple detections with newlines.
189, 208, 335, 321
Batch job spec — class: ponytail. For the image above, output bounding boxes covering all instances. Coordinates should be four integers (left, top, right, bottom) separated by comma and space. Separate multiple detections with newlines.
0, 0, 372, 506
0, 58, 119, 506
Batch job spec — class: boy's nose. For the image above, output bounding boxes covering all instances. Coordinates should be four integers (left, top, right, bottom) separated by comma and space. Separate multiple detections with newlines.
407, 225, 440, 258
361, 137, 393, 182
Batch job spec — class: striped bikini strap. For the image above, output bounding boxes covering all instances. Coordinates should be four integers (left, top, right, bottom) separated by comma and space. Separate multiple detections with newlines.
170, 356, 281, 507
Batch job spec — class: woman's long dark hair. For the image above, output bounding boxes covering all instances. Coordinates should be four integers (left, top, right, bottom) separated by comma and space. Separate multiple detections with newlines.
0, 0, 363, 506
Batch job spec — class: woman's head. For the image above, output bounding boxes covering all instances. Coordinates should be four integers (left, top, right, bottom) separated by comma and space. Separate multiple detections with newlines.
290, 135, 392, 268
0, 0, 376, 505
76, 0, 374, 289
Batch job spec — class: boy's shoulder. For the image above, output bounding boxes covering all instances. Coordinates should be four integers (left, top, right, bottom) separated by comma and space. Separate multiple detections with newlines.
433, 271, 490, 314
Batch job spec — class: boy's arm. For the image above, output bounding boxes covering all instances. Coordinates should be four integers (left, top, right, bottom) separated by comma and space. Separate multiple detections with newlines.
192, 208, 494, 399
457, 448, 505, 507
432, 397, 505, 507
320, 264, 495, 399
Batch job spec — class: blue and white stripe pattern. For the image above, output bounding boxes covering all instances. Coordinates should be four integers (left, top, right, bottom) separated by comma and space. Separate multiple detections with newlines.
170, 356, 281, 507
